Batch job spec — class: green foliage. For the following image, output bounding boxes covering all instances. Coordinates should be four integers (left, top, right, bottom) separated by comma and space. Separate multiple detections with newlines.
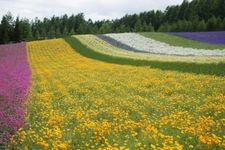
55, 27, 61, 38
34, 30, 40, 40
0, 16, 10, 43
1, 0, 225, 43
14, 17, 22, 41
198, 20, 207, 31
99, 22, 112, 33
134, 18, 142, 32
207, 16, 218, 31
48, 27, 55, 38
63, 26, 68, 36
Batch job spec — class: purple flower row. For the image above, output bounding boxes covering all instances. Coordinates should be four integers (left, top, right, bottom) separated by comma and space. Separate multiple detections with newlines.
0, 42, 31, 144
169, 31, 225, 45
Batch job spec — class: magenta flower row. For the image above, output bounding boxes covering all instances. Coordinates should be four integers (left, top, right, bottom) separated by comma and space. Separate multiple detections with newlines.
0, 42, 31, 144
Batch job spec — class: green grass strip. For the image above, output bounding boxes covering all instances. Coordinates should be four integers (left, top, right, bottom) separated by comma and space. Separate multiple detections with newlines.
140, 32, 225, 50
65, 36, 225, 76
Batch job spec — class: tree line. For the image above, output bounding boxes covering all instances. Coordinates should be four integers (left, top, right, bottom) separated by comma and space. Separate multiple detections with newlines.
0, 0, 225, 44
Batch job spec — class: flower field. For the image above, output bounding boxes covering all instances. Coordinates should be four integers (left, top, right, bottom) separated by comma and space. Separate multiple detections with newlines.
0, 42, 31, 144
104, 33, 225, 56
75, 34, 225, 64
140, 32, 225, 50
170, 31, 225, 45
5, 38, 225, 149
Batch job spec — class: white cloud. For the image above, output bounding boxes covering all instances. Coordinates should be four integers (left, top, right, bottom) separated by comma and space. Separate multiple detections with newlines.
0, 0, 183, 21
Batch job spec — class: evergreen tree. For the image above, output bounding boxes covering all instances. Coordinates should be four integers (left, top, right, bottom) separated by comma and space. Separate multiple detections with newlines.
55, 27, 61, 38
142, 21, 148, 32
198, 20, 207, 31
0, 24, 2, 43
117, 24, 127, 33
134, 18, 142, 32
69, 28, 76, 35
48, 27, 56, 38
40, 28, 47, 39
63, 26, 68, 36
14, 17, 22, 41
34, 30, 40, 40
99, 22, 112, 33
207, 16, 218, 31
0, 16, 10, 43
216, 17, 223, 30
147, 23, 155, 32
21, 19, 33, 41
222, 18, 225, 30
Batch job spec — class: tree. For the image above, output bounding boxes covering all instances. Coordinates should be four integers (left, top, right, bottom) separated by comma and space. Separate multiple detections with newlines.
0, 16, 10, 43
207, 16, 218, 31
48, 27, 56, 38
222, 18, 225, 30
69, 28, 76, 35
21, 19, 33, 41
63, 26, 68, 36
99, 22, 112, 33
55, 27, 61, 38
142, 21, 148, 32
14, 17, 22, 41
147, 23, 155, 32
198, 20, 207, 31
158, 23, 170, 32
216, 17, 223, 30
34, 30, 40, 40
134, 18, 142, 32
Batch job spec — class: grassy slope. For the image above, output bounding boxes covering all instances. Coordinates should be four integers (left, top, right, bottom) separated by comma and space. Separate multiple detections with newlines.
65, 36, 225, 76
140, 32, 225, 50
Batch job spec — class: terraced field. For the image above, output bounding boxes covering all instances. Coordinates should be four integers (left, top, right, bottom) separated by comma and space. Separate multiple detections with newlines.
102, 33, 225, 56
75, 34, 225, 64
1, 32, 225, 149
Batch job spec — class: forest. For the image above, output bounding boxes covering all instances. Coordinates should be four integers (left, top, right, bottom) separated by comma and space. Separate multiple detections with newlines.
0, 0, 225, 44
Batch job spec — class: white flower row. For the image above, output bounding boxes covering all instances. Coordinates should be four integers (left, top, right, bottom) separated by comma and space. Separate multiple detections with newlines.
104, 33, 225, 56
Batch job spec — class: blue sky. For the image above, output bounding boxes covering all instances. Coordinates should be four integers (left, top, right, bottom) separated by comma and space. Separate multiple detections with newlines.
0, 0, 184, 21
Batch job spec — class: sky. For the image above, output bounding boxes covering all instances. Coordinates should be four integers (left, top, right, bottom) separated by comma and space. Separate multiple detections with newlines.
0, 0, 184, 21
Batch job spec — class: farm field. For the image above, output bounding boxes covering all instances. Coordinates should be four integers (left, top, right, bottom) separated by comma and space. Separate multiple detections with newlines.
0, 36, 223, 149
75, 34, 225, 63
102, 33, 225, 56
140, 32, 225, 50
71, 35, 225, 76
1, 0, 225, 149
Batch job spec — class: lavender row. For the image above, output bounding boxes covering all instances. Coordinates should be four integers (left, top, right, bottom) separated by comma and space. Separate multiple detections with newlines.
0, 43, 31, 144
169, 31, 225, 45
96, 34, 140, 52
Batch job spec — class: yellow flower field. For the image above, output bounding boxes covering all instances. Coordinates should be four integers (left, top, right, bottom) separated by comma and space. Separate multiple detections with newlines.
10, 39, 225, 149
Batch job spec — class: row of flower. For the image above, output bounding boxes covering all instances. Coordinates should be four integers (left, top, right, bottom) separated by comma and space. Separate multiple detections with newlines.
103, 33, 225, 56
9, 39, 225, 149
75, 34, 225, 64
169, 31, 225, 45
0, 43, 31, 144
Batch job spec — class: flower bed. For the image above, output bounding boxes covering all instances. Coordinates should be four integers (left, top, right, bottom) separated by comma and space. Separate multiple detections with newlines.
75, 35, 225, 64
169, 31, 225, 45
9, 39, 225, 149
0, 43, 31, 144
104, 33, 225, 56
